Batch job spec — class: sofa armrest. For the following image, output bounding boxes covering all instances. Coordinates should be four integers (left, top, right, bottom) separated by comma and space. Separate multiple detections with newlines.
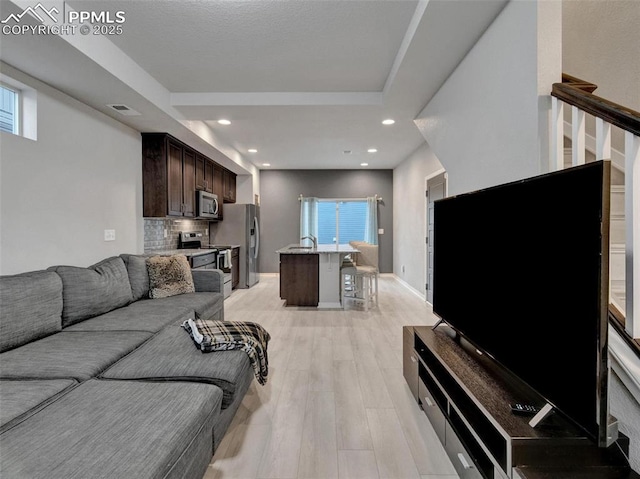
191, 269, 224, 293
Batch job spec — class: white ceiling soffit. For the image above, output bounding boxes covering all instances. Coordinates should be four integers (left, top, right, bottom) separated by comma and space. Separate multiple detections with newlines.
1, 0, 507, 170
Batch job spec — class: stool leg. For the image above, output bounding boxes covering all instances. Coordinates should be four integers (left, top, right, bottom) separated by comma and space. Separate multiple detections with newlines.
342, 272, 350, 310
364, 274, 369, 312
374, 273, 378, 307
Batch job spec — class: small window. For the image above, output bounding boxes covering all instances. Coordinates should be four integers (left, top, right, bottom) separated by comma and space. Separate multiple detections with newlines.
0, 84, 19, 135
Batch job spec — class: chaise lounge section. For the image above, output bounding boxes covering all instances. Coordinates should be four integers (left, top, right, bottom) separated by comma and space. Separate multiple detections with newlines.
0, 253, 254, 478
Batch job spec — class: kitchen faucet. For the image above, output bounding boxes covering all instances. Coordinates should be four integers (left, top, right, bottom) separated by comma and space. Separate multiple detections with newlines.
301, 235, 317, 249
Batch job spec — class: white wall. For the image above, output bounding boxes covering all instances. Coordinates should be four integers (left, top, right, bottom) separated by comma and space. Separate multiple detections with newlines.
236, 173, 260, 205
393, 142, 443, 297
415, 0, 561, 196
563, 0, 640, 154
0, 63, 143, 274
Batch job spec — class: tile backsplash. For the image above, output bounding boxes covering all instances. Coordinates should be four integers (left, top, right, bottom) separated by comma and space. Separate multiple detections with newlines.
144, 218, 211, 251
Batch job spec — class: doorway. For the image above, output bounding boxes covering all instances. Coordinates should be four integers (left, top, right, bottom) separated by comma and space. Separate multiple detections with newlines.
426, 171, 447, 304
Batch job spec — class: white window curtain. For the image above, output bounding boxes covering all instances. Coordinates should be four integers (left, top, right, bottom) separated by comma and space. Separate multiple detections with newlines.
300, 197, 318, 244
363, 196, 378, 245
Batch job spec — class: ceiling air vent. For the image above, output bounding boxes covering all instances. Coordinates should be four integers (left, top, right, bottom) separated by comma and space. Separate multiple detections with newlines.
107, 104, 141, 116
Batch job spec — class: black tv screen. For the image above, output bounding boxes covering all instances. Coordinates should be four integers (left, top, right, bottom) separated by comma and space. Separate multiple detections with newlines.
433, 161, 610, 446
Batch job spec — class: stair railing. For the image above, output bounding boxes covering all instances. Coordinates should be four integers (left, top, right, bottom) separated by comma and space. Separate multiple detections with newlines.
551, 73, 640, 340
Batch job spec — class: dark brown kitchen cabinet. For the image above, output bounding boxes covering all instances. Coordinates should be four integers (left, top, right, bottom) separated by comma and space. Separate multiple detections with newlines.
195, 154, 214, 193
213, 165, 224, 220
279, 254, 319, 306
143, 133, 195, 218
142, 132, 235, 219
231, 247, 240, 289
223, 169, 236, 203
182, 148, 196, 216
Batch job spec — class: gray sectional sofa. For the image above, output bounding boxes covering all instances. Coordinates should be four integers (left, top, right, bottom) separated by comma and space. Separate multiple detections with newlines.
0, 254, 254, 479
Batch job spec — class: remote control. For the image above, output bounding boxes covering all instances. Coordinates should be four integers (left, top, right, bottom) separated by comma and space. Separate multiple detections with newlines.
510, 403, 540, 416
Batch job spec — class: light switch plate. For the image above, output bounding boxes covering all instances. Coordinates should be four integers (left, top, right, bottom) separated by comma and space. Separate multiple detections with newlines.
104, 229, 116, 241
378, 228, 384, 234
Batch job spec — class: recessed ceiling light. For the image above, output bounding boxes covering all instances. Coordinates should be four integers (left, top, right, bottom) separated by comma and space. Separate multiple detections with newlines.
367, 148, 378, 153
360, 163, 369, 167
248, 149, 258, 153
382, 119, 395, 125
262, 163, 271, 167
217, 119, 231, 125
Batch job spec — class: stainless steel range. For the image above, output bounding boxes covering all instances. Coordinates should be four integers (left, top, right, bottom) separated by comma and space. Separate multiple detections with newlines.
178, 232, 232, 299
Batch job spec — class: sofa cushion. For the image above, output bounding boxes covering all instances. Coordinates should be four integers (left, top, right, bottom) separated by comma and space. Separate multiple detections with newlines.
0, 331, 151, 381
102, 324, 252, 409
0, 271, 63, 353
0, 379, 223, 479
192, 268, 224, 293
149, 292, 224, 321
49, 257, 134, 327
120, 253, 151, 301
147, 255, 195, 299
0, 378, 77, 433
64, 300, 193, 333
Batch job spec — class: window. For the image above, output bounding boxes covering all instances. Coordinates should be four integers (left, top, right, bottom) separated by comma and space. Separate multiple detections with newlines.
0, 84, 19, 135
300, 196, 378, 245
317, 200, 368, 245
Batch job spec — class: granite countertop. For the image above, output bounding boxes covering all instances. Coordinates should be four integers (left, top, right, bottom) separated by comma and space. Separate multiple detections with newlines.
208, 244, 241, 249
145, 248, 217, 257
276, 244, 359, 254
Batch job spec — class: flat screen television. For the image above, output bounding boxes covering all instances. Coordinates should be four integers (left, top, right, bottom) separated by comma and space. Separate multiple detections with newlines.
433, 160, 611, 447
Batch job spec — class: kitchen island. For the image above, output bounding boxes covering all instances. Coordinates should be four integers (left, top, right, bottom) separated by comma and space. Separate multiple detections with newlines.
276, 244, 359, 308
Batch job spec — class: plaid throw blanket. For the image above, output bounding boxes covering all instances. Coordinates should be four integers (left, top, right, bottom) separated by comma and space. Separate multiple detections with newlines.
182, 318, 271, 385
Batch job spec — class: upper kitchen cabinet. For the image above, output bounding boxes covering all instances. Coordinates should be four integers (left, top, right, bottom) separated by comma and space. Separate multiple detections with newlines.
195, 154, 214, 193
223, 169, 236, 203
213, 164, 225, 220
142, 132, 236, 218
143, 133, 196, 218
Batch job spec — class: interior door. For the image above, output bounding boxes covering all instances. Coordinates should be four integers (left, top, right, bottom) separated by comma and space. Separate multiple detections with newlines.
426, 172, 446, 303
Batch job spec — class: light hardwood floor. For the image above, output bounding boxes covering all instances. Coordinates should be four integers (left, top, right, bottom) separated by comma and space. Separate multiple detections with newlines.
204, 274, 459, 479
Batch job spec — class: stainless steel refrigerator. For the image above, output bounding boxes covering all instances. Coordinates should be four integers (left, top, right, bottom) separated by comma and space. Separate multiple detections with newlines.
214, 203, 260, 288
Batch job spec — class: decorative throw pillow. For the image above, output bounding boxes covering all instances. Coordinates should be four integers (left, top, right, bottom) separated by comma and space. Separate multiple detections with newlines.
146, 255, 195, 299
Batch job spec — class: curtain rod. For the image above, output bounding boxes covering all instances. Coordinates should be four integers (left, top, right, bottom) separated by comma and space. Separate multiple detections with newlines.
298, 194, 382, 202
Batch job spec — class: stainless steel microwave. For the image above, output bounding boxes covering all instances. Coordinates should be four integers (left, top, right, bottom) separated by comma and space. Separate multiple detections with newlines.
196, 191, 219, 219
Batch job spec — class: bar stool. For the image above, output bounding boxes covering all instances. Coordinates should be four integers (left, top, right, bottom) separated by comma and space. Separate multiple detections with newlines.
341, 242, 378, 311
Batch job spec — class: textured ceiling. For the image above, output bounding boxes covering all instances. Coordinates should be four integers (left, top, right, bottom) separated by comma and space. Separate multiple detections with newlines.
76, 0, 418, 93
2, 0, 508, 171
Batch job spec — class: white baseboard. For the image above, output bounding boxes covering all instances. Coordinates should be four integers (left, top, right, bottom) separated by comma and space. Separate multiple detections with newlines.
390, 274, 427, 302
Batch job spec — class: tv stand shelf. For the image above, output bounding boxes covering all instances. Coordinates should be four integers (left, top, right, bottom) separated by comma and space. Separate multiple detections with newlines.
403, 325, 627, 479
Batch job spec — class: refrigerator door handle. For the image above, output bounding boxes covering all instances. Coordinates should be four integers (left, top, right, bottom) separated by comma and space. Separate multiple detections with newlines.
253, 216, 260, 259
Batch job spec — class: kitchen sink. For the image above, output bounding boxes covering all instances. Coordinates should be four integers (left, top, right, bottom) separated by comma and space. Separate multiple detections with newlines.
288, 245, 313, 251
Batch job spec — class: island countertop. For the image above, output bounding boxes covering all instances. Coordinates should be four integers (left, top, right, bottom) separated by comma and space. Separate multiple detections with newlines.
276, 244, 359, 254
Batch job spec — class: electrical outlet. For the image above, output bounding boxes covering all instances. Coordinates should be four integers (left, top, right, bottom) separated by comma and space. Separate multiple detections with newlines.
163, 229, 168, 238
104, 229, 116, 241
378, 228, 384, 234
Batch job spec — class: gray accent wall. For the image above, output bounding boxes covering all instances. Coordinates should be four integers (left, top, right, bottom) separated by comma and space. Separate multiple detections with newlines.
259, 169, 393, 274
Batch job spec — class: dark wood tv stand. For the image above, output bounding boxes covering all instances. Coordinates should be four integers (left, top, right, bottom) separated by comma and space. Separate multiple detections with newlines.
403, 325, 635, 479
